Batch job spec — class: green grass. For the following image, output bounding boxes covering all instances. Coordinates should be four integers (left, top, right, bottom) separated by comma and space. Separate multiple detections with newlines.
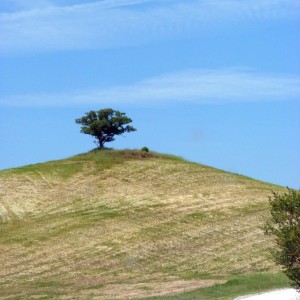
3, 159, 84, 179
142, 272, 291, 300
1, 149, 153, 177
0, 202, 122, 245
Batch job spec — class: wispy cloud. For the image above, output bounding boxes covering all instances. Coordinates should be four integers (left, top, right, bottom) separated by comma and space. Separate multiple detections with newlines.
0, 0, 299, 54
10, 0, 54, 10
1, 69, 299, 106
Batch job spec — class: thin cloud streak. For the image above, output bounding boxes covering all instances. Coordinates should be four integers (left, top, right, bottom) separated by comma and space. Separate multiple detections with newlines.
1, 69, 300, 107
0, 0, 299, 53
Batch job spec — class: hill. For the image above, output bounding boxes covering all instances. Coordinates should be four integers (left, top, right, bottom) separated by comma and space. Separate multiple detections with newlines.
0, 150, 284, 299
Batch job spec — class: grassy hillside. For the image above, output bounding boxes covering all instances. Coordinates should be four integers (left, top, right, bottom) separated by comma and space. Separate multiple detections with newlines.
0, 150, 285, 299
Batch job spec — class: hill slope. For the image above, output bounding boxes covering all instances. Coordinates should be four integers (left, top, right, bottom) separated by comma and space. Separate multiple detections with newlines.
0, 150, 283, 299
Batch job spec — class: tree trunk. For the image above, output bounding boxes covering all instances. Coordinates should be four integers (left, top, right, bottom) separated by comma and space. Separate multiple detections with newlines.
98, 139, 104, 149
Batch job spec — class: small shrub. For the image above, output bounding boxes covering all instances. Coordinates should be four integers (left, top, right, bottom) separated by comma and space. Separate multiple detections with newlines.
141, 146, 149, 152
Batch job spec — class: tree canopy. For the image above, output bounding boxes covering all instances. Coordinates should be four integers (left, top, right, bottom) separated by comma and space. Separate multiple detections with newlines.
75, 108, 136, 148
265, 188, 300, 290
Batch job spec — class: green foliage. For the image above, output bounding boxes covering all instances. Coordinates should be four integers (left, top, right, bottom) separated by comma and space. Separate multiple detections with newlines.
75, 108, 136, 148
141, 146, 149, 152
265, 188, 300, 290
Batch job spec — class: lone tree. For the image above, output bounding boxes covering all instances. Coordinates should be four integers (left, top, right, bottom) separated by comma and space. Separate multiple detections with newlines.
75, 108, 136, 149
265, 188, 300, 290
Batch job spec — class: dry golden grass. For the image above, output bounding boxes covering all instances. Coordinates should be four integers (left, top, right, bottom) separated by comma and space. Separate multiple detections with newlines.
0, 150, 283, 299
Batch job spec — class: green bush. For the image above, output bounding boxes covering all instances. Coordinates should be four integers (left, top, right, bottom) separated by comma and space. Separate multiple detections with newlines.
265, 188, 300, 290
141, 146, 149, 152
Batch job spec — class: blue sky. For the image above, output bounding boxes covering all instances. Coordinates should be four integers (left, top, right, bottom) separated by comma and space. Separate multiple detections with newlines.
0, 0, 299, 188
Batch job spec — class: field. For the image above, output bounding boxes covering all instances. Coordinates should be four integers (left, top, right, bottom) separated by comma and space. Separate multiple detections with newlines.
0, 150, 289, 299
